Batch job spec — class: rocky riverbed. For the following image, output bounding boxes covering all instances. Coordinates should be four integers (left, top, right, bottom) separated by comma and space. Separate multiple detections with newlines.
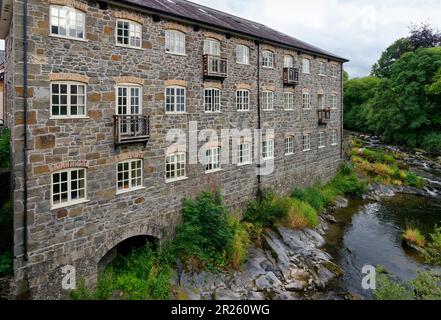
172, 197, 349, 300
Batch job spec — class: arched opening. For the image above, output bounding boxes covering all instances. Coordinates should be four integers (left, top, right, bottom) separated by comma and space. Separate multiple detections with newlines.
98, 235, 158, 273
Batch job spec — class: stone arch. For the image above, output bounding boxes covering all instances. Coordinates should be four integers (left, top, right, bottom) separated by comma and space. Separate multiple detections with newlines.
95, 222, 163, 271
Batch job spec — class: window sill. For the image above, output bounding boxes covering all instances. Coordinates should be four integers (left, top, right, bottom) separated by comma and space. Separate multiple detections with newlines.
302, 72, 310, 75
237, 162, 252, 167
284, 109, 294, 111
51, 199, 90, 210
204, 111, 222, 114
205, 168, 222, 174
319, 74, 326, 77
50, 116, 90, 120
116, 186, 146, 195
166, 51, 187, 57
303, 149, 311, 152
262, 157, 274, 161
165, 176, 188, 184
331, 143, 338, 146
237, 109, 250, 112
302, 108, 312, 111
115, 43, 143, 50
318, 146, 326, 149
50, 34, 88, 42
166, 112, 188, 115
285, 152, 294, 156
236, 62, 250, 66
262, 66, 274, 69
262, 109, 274, 112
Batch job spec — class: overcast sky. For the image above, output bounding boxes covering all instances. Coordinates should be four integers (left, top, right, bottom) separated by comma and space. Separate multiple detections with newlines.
1, 0, 440, 78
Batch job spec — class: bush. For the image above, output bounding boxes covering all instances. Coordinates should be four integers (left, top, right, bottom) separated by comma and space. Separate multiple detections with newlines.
422, 132, 441, 154
244, 192, 285, 228
373, 270, 414, 300
424, 226, 441, 265
291, 183, 326, 212
405, 171, 425, 188
328, 171, 368, 197
173, 191, 234, 270
280, 198, 318, 229
0, 201, 13, 253
412, 271, 441, 300
403, 228, 426, 247
228, 216, 251, 270
0, 129, 10, 169
0, 251, 13, 277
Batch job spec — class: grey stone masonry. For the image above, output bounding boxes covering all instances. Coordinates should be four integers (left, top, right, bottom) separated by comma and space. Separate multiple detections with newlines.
4, 0, 345, 299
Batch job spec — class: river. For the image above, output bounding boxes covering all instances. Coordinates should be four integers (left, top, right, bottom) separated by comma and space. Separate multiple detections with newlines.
324, 134, 441, 299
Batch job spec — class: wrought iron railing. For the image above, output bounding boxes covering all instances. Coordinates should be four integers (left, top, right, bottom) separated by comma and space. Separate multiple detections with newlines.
203, 54, 228, 78
114, 115, 149, 145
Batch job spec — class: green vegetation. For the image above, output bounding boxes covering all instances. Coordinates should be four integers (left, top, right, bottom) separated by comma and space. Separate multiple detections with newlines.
0, 128, 10, 169
351, 146, 425, 188
423, 226, 441, 265
374, 267, 441, 300
403, 228, 426, 247
69, 244, 173, 300
0, 201, 13, 277
344, 24, 441, 154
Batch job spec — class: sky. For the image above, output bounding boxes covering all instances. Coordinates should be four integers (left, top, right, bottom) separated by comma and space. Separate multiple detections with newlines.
1, 0, 440, 78
191, 0, 441, 78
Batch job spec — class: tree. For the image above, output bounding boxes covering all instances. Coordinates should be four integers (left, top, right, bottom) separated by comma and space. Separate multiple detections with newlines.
371, 23, 441, 78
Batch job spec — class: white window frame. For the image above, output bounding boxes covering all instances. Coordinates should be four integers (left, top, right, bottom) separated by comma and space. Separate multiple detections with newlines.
285, 136, 294, 155
116, 159, 144, 194
51, 168, 87, 209
50, 81, 87, 119
165, 30, 186, 55
204, 88, 221, 113
236, 45, 250, 65
204, 38, 221, 56
165, 152, 187, 182
303, 134, 311, 152
318, 62, 326, 76
237, 142, 251, 166
115, 84, 142, 115
302, 58, 310, 74
236, 90, 250, 111
205, 147, 221, 173
165, 86, 186, 113
284, 92, 294, 110
262, 139, 274, 160
317, 93, 325, 109
319, 132, 326, 148
50, 5, 86, 41
261, 91, 274, 111
302, 93, 311, 110
262, 50, 274, 68
331, 130, 338, 146
331, 94, 338, 109
284, 55, 294, 68
116, 19, 142, 49
331, 65, 338, 78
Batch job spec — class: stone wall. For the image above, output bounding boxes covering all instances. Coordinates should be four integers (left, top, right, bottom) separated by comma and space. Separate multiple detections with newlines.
8, 0, 343, 299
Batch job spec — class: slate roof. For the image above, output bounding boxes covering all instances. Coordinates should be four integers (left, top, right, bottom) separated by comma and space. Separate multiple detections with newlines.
117, 0, 348, 62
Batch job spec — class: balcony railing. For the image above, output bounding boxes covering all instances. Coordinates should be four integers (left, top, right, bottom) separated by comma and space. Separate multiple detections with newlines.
114, 115, 149, 145
283, 67, 299, 85
203, 54, 228, 78
318, 109, 331, 125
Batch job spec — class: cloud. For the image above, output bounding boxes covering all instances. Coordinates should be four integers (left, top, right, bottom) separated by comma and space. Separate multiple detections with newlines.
192, 0, 441, 78
0, 40, 4, 51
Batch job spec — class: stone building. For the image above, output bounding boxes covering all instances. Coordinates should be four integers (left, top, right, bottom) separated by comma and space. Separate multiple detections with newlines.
0, 0, 347, 299
0, 50, 4, 122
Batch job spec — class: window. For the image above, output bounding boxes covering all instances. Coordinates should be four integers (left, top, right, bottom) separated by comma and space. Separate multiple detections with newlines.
317, 94, 325, 109
284, 92, 294, 110
165, 30, 185, 55
236, 45, 250, 65
236, 90, 250, 111
262, 50, 274, 68
204, 38, 221, 56
262, 139, 274, 159
165, 152, 186, 181
261, 91, 274, 111
284, 55, 294, 68
50, 5, 85, 40
52, 168, 86, 208
318, 62, 326, 76
165, 86, 186, 113
51, 82, 86, 118
331, 65, 338, 78
303, 134, 311, 151
116, 20, 142, 48
116, 85, 141, 115
302, 58, 310, 74
206, 147, 221, 172
117, 159, 143, 193
331, 130, 338, 146
237, 142, 251, 165
331, 94, 338, 109
204, 89, 221, 112
319, 132, 326, 148
302, 93, 311, 109
285, 136, 294, 155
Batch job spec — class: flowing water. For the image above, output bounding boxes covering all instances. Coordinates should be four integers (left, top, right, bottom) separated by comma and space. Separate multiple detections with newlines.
324, 135, 441, 299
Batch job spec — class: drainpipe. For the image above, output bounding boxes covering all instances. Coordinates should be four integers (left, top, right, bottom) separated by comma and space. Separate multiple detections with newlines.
255, 40, 262, 197
22, 0, 29, 261
340, 64, 344, 161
